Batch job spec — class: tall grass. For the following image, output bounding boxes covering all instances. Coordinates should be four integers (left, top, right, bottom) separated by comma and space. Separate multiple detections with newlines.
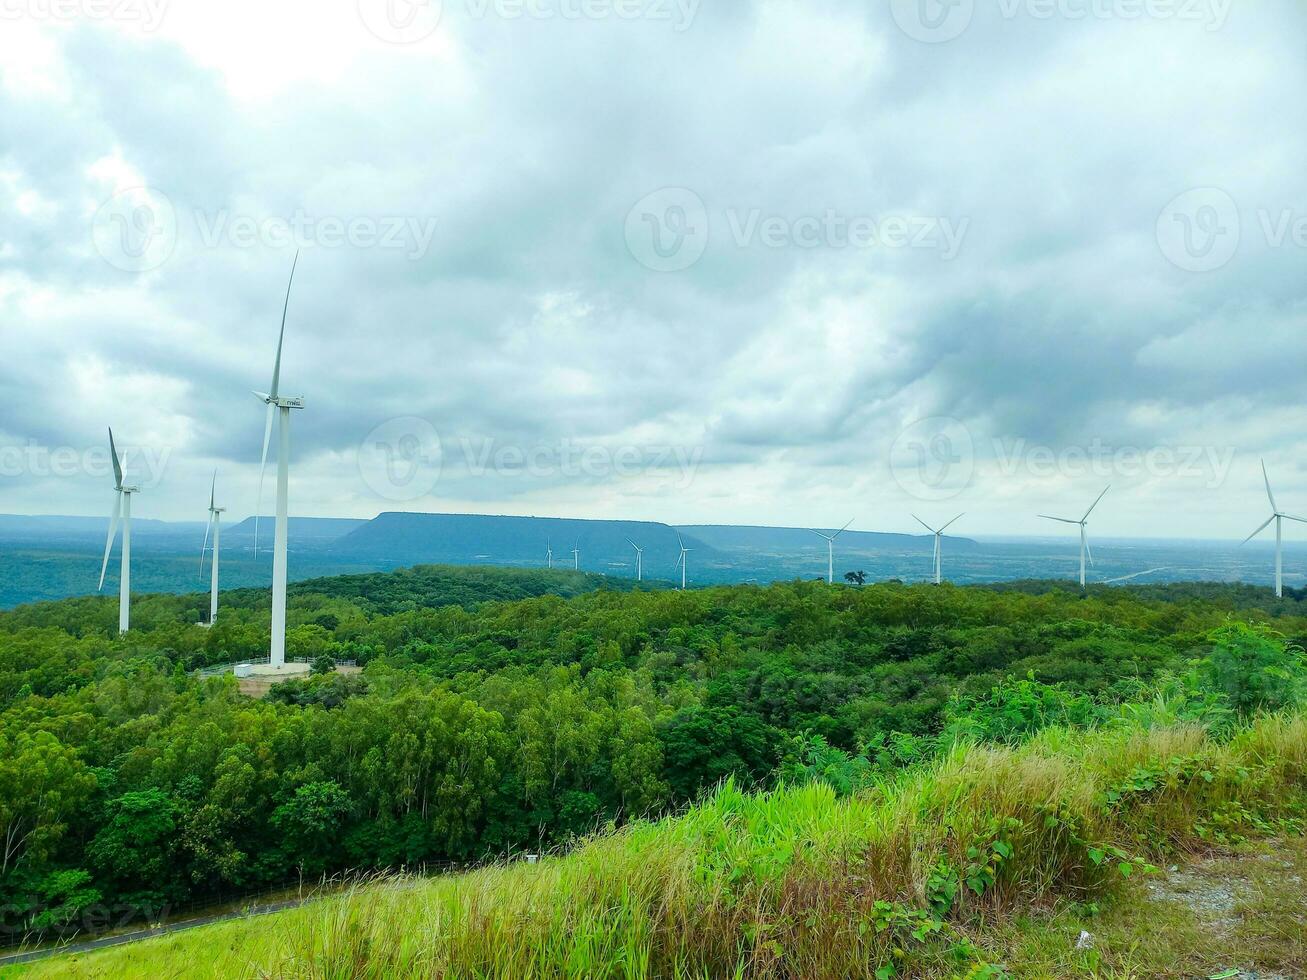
36, 713, 1307, 979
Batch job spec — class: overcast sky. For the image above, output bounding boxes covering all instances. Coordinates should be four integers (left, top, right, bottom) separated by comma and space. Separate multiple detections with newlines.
1, 0, 1305, 539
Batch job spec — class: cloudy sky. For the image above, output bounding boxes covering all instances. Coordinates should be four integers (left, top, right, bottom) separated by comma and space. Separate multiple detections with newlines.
1, 0, 1305, 539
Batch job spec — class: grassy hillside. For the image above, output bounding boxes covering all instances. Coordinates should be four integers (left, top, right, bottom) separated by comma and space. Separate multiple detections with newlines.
2, 568, 1306, 971
22, 710, 1307, 978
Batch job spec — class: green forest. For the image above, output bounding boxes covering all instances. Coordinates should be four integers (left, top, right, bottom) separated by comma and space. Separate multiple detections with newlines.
1, 565, 1305, 941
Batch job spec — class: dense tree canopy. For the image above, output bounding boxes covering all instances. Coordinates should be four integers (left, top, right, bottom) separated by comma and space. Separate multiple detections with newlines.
0, 564, 1303, 936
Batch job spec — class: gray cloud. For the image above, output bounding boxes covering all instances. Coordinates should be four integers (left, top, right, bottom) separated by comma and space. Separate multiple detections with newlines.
1, 0, 1305, 537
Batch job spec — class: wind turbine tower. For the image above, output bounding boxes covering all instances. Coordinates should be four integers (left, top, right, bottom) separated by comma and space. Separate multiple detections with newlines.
97, 428, 138, 634
1039, 485, 1110, 589
254, 252, 304, 670
200, 471, 225, 626
1243, 461, 1306, 598
913, 513, 964, 585
673, 531, 691, 590
809, 519, 853, 584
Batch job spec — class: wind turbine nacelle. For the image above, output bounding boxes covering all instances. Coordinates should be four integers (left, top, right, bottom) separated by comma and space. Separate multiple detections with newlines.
271, 395, 305, 409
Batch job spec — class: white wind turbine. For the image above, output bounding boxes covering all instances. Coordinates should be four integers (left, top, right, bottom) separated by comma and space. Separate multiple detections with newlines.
98, 428, 138, 634
571, 540, 580, 570
673, 531, 690, 589
913, 513, 964, 585
546, 541, 554, 569
1242, 460, 1306, 598
626, 537, 643, 581
1039, 485, 1110, 589
809, 519, 853, 584
199, 471, 225, 626
253, 252, 304, 670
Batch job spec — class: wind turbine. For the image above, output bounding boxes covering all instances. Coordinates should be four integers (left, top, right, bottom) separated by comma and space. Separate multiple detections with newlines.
1242, 461, 1306, 598
809, 519, 853, 584
571, 540, 580, 570
1039, 485, 1110, 588
912, 513, 964, 585
546, 541, 554, 569
253, 252, 304, 670
97, 428, 137, 634
673, 531, 691, 590
199, 471, 225, 626
626, 538, 643, 581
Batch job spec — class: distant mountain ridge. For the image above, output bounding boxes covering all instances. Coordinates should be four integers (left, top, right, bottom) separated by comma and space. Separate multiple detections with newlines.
335, 512, 719, 571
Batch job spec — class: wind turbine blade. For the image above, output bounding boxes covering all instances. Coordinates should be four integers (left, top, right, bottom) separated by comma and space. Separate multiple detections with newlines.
1085, 533, 1095, 567
809, 528, 833, 541
254, 402, 275, 552
270, 249, 299, 400
939, 513, 965, 533
932, 535, 939, 565
1082, 485, 1111, 522
200, 513, 213, 578
911, 514, 935, 534
1241, 514, 1276, 545
1261, 460, 1278, 513
209, 470, 216, 511
108, 427, 123, 490
1038, 515, 1081, 525
833, 518, 854, 539
1282, 513, 1307, 524
98, 491, 122, 591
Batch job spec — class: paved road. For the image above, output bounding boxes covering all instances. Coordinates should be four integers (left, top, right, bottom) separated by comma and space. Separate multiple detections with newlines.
0, 898, 309, 968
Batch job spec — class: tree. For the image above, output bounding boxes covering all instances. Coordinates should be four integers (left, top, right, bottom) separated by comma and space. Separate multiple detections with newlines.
87, 790, 179, 900
272, 781, 354, 876
844, 571, 867, 586
311, 654, 335, 675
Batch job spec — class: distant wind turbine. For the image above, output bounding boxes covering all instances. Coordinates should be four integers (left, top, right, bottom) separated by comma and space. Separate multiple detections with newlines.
626, 537, 643, 581
912, 513, 964, 585
572, 540, 580, 570
253, 251, 304, 670
673, 531, 691, 589
97, 428, 137, 634
1039, 485, 1110, 588
809, 519, 853, 584
1242, 461, 1306, 598
546, 541, 554, 569
199, 471, 225, 626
